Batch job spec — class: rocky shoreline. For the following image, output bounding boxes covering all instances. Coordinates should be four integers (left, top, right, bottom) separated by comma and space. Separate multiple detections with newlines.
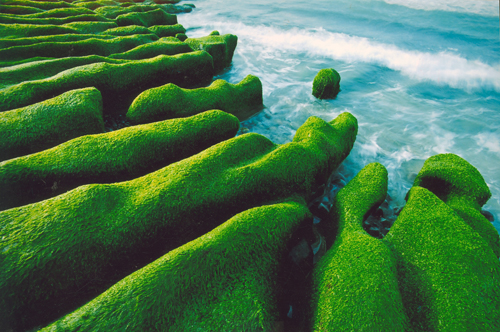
0, 1, 499, 331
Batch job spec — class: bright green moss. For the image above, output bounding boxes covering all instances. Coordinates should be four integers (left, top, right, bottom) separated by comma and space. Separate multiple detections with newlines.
0, 21, 118, 39
0, 33, 117, 49
312, 68, 341, 99
1, 0, 72, 11
0, 4, 44, 15
95, 3, 162, 19
127, 74, 263, 124
147, 23, 185, 37
115, 8, 177, 27
311, 163, 408, 331
101, 24, 150, 36
0, 113, 357, 331
0, 13, 113, 25
108, 37, 192, 59
7, 7, 95, 18
40, 199, 311, 331
0, 50, 214, 115
0, 110, 239, 211
0, 33, 158, 62
384, 186, 500, 332
185, 33, 237, 71
412, 153, 499, 257
0, 87, 104, 163
74, 0, 120, 10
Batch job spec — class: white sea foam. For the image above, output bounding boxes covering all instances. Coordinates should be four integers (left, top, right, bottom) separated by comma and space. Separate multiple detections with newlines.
475, 132, 500, 154
192, 21, 500, 92
382, 0, 499, 16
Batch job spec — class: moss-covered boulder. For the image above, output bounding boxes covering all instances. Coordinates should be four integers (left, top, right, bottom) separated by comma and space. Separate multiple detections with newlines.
0, 50, 214, 115
0, 110, 239, 211
312, 68, 341, 99
147, 23, 185, 37
115, 8, 176, 27
40, 199, 311, 331
127, 74, 263, 124
384, 186, 500, 331
0, 87, 104, 162
0, 113, 357, 331
185, 33, 237, 71
311, 163, 408, 331
411, 153, 500, 257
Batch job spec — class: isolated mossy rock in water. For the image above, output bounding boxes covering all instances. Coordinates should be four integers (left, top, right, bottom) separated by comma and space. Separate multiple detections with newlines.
312, 68, 341, 99
0, 39, 193, 88
40, 199, 310, 331
411, 153, 500, 257
185, 33, 237, 71
311, 163, 408, 331
384, 186, 500, 332
127, 74, 263, 124
0, 113, 357, 331
0, 33, 159, 62
115, 8, 177, 27
0, 50, 214, 115
0, 110, 239, 211
0, 87, 104, 162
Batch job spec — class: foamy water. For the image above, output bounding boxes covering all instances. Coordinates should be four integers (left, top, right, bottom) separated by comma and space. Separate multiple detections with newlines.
179, 0, 500, 233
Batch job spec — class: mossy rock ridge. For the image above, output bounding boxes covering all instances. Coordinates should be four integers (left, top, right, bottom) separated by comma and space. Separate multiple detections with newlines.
412, 153, 499, 257
0, 87, 104, 163
0, 1, 73, 11
115, 8, 177, 27
0, 21, 119, 40
384, 186, 500, 332
0, 33, 158, 62
0, 33, 119, 49
127, 74, 263, 124
0, 50, 215, 115
0, 110, 240, 211
0, 4, 45, 15
311, 162, 408, 331
147, 23, 185, 37
0, 38, 192, 88
0, 113, 357, 331
40, 199, 311, 331
185, 33, 237, 71
0, 13, 114, 25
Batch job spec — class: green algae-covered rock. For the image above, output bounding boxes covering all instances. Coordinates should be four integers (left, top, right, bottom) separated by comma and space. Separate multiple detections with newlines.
0, 4, 44, 15
0, 87, 104, 162
1, 0, 72, 11
0, 110, 239, 211
0, 21, 118, 39
311, 163, 408, 331
0, 33, 158, 62
147, 23, 185, 37
0, 113, 357, 331
0, 33, 118, 49
384, 186, 500, 332
185, 33, 237, 71
101, 24, 151, 36
0, 50, 214, 114
4, 7, 95, 18
127, 74, 263, 124
108, 37, 192, 59
412, 153, 500, 257
115, 8, 176, 27
312, 68, 341, 99
40, 199, 311, 331
0, 12, 113, 25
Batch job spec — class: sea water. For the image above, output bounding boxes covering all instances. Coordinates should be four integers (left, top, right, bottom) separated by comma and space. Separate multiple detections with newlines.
178, 0, 500, 234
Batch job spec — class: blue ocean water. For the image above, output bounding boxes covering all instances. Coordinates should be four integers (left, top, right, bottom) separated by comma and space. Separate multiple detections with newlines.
179, 0, 500, 234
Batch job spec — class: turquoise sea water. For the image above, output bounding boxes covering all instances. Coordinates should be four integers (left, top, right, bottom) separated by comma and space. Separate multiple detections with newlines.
179, 0, 500, 234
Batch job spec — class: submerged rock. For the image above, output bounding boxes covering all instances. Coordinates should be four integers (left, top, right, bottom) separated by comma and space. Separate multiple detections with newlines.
0, 113, 357, 331
312, 68, 341, 99
40, 199, 311, 331
0, 87, 104, 162
0, 110, 240, 211
127, 74, 263, 124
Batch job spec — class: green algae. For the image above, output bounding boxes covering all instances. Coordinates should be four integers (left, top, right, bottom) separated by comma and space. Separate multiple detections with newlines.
0, 87, 104, 163
1, 0, 72, 11
147, 23, 185, 37
101, 24, 151, 36
40, 199, 311, 331
0, 13, 114, 25
185, 33, 237, 71
115, 8, 177, 27
311, 163, 408, 331
0, 33, 117, 49
312, 68, 341, 99
0, 110, 240, 211
0, 50, 214, 115
0, 4, 44, 15
127, 74, 263, 124
5, 7, 95, 18
0, 21, 118, 39
0, 113, 357, 331
0, 33, 158, 62
412, 153, 500, 257
95, 3, 163, 19
384, 186, 500, 332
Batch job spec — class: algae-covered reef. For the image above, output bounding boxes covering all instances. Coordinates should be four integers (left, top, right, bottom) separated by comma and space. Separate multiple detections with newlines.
0, 0, 499, 331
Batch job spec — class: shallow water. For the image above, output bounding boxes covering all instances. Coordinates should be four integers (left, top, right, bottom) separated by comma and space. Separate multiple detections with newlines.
178, 0, 500, 234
